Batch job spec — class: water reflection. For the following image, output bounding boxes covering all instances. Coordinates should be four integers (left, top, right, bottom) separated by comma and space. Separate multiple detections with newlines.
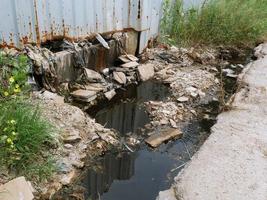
93, 81, 170, 135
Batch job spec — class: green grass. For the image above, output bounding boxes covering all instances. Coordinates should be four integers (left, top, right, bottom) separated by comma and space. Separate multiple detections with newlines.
0, 98, 56, 182
161, 0, 267, 47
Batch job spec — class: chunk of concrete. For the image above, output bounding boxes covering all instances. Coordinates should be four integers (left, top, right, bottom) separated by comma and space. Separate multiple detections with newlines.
71, 90, 97, 99
121, 61, 139, 68
177, 96, 189, 102
113, 71, 127, 84
104, 89, 116, 100
145, 128, 183, 148
0, 177, 34, 200
119, 55, 139, 63
137, 64, 155, 81
84, 68, 103, 83
157, 189, 177, 200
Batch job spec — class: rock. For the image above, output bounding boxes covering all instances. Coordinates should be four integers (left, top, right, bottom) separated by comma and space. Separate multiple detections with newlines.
145, 128, 183, 148
237, 64, 244, 69
85, 83, 107, 92
72, 161, 85, 169
222, 68, 235, 75
63, 131, 81, 144
35, 91, 65, 104
137, 64, 155, 81
119, 54, 139, 63
60, 170, 75, 185
71, 89, 97, 102
157, 189, 177, 200
104, 89, 116, 100
226, 73, 238, 78
84, 68, 103, 82
0, 177, 34, 200
64, 144, 73, 149
170, 119, 178, 128
178, 96, 189, 102
121, 61, 139, 68
113, 71, 127, 84
102, 68, 110, 76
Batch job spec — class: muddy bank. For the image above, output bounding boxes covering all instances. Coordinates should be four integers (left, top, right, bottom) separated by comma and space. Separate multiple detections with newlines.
157, 44, 267, 200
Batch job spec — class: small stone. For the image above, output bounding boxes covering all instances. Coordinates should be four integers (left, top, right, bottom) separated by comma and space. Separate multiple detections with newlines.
72, 161, 85, 169
178, 96, 189, 102
137, 64, 155, 81
63, 131, 81, 144
226, 74, 238, 78
60, 170, 75, 185
113, 71, 127, 84
64, 144, 73, 149
237, 64, 244, 69
121, 61, 139, 68
170, 119, 177, 128
71, 90, 97, 99
104, 89, 116, 100
84, 68, 104, 82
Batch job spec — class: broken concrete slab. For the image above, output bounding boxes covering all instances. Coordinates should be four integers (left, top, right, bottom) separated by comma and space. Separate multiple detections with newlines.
137, 63, 155, 81
85, 83, 107, 92
104, 89, 116, 100
145, 128, 183, 148
177, 96, 189, 102
113, 71, 127, 84
157, 189, 177, 200
121, 61, 139, 68
84, 68, 104, 83
71, 89, 97, 99
0, 177, 34, 200
119, 54, 139, 63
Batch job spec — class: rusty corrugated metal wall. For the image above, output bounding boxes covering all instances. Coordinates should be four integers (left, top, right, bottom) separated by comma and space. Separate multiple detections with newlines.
0, 0, 163, 53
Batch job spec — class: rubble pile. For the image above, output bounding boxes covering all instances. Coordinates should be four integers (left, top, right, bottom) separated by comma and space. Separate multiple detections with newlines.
31, 92, 119, 199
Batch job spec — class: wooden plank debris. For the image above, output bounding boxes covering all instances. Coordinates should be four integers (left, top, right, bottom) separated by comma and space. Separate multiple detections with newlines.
145, 128, 183, 148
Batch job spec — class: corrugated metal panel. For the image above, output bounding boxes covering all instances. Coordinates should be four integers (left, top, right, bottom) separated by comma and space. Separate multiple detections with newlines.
0, 0, 163, 53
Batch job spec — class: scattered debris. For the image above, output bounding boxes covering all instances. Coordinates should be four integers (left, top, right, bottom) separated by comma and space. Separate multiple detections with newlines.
71, 89, 98, 102
119, 54, 139, 63
96, 33, 110, 49
113, 71, 127, 84
145, 128, 183, 148
137, 64, 155, 81
121, 61, 139, 69
104, 89, 116, 100
177, 96, 189, 102
83, 68, 104, 83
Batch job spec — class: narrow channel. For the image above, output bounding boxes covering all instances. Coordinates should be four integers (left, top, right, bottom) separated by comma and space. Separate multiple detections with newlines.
81, 81, 219, 200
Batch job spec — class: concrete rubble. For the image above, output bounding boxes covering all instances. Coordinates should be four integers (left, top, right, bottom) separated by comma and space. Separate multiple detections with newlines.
30, 91, 119, 199
157, 44, 267, 200
0, 177, 34, 200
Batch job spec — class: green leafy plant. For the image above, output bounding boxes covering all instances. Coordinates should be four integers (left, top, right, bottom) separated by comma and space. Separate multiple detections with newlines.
0, 99, 56, 181
0, 52, 30, 98
161, 0, 267, 47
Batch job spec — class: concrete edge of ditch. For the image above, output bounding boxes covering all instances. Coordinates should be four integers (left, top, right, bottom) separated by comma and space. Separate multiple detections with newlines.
157, 43, 267, 200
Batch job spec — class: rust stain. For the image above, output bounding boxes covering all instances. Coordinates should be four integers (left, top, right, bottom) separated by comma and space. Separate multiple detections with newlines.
95, 47, 106, 72
33, 0, 41, 46
137, 0, 141, 19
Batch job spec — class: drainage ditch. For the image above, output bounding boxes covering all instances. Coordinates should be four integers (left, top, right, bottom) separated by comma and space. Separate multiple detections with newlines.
53, 51, 253, 200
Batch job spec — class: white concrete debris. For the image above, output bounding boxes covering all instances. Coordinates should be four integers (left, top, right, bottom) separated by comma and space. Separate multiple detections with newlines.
113, 71, 127, 84
157, 43, 267, 200
138, 63, 155, 81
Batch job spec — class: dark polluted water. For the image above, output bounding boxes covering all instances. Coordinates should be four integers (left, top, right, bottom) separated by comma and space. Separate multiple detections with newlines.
80, 80, 219, 200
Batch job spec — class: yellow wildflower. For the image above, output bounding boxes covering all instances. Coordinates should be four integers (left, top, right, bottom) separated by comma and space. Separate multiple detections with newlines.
14, 88, 21, 93
10, 120, 16, 124
9, 77, 15, 83
4, 91, 9, 96
6, 138, 12, 144
12, 131, 17, 136
15, 84, 20, 89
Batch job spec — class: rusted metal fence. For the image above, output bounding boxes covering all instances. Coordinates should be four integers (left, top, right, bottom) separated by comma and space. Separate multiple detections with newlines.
0, 0, 163, 53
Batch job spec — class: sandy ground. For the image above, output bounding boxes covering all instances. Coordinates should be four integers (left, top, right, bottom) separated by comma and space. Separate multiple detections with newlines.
158, 43, 267, 200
